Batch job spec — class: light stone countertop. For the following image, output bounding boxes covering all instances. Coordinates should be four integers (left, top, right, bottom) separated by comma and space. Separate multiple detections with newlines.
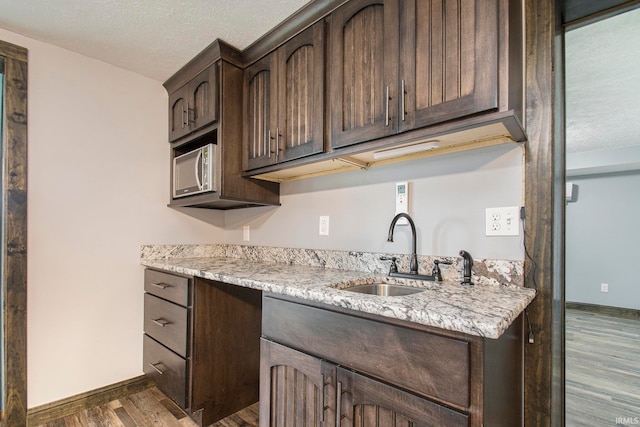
140, 256, 536, 339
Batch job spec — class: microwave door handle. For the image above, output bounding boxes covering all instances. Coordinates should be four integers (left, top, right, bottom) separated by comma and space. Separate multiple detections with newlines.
195, 150, 203, 190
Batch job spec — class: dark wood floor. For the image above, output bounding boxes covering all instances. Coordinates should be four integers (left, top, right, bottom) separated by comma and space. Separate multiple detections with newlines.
565, 308, 640, 427
32, 387, 259, 427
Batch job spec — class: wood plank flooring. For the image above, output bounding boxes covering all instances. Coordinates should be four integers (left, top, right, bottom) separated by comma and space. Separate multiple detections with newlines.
32, 387, 259, 427
565, 308, 640, 427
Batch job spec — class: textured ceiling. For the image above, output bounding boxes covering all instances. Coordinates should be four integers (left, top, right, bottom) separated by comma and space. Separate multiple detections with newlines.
0, 0, 310, 81
565, 7, 640, 153
1, 0, 638, 154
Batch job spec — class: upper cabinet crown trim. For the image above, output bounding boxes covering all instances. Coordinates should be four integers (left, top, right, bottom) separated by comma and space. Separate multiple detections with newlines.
164, 39, 242, 93
241, 0, 348, 66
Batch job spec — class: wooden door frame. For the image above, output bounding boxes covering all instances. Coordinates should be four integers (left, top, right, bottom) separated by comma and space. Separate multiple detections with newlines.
524, 1, 640, 425
0, 39, 28, 427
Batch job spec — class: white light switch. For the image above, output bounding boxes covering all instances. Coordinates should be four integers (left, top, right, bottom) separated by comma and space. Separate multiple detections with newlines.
319, 216, 329, 236
243, 225, 250, 242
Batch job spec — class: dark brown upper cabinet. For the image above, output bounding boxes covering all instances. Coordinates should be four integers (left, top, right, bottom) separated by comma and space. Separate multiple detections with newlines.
330, 0, 507, 149
164, 40, 279, 209
329, 0, 396, 148
168, 64, 218, 142
243, 22, 325, 171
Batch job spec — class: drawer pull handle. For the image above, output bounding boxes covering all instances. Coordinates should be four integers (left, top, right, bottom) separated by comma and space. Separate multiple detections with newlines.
336, 381, 343, 426
152, 318, 170, 327
385, 86, 391, 127
321, 373, 326, 422
150, 283, 169, 290
149, 362, 165, 375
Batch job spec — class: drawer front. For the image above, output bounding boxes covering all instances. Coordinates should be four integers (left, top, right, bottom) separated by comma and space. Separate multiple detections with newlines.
262, 296, 470, 409
144, 269, 190, 306
144, 294, 189, 358
143, 335, 187, 409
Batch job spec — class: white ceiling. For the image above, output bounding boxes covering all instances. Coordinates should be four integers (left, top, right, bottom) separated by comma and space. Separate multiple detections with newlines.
0, 0, 310, 82
0, 1, 638, 154
565, 7, 640, 153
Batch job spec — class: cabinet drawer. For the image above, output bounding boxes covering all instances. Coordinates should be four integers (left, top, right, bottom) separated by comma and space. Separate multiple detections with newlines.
144, 294, 189, 358
263, 296, 470, 409
144, 269, 190, 306
143, 335, 187, 408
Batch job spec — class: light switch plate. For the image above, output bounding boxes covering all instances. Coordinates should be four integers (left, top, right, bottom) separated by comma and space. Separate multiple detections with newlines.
319, 216, 329, 236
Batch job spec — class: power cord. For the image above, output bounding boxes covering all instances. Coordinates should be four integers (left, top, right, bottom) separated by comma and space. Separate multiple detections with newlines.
521, 206, 536, 344
520, 206, 538, 291
524, 309, 535, 344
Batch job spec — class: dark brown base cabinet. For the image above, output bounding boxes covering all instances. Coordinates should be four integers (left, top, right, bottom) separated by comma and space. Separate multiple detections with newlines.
260, 295, 523, 427
143, 269, 262, 426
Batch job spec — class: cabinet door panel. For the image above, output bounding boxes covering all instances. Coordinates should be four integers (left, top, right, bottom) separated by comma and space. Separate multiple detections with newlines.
278, 22, 325, 163
338, 368, 468, 427
168, 87, 190, 142
260, 339, 334, 427
190, 64, 218, 131
399, 0, 498, 132
244, 54, 278, 170
330, 0, 398, 149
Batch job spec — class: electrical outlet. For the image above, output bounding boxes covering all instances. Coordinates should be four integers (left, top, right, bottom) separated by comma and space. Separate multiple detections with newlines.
243, 225, 250, 242
601, 283, 609, 293
319, 216, 330, 236
485, 207, 520, 236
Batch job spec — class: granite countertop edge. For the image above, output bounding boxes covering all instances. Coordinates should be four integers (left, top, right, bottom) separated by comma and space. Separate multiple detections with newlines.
140, 256, 536, 340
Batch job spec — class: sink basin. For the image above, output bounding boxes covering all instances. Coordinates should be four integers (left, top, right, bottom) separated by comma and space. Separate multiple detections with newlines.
340, 283, 425, 297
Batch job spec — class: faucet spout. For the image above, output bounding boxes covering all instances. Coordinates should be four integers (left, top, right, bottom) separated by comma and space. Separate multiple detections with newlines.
387, 213, 418, 274
459, 250, 474, 286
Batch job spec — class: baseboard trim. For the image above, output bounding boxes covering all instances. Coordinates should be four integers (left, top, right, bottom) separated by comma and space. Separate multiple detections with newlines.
27, 375, 154, 425
566, 302, 640, 320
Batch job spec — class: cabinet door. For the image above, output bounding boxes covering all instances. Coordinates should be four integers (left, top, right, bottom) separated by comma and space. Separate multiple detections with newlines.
337, 367, 469, 427
329, 0, 399, 149
244, 53, 279, 171
398, 0, 498, 132
260, 339, 334, 427
189, 64, 219, 132
168, 85, 191, 142
276, 22, 325, 163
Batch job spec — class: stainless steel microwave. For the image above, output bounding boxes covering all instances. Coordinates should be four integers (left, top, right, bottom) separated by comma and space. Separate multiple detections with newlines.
173, 143, 217, 198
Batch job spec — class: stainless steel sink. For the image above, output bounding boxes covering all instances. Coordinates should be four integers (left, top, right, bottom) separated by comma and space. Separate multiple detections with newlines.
341, 283, 425, 296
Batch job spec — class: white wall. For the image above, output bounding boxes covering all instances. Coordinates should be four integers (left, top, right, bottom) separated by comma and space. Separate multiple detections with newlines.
225, 144, 525, 261
0, 28, 225, 408
565, 169, 640, 310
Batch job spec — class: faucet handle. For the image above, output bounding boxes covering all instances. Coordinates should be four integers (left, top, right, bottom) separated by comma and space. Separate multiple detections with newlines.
432, 259, 453, 281
380, 256, 398, 274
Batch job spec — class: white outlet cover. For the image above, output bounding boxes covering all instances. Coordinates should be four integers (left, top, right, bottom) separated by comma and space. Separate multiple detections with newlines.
486, 207, 520, 236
